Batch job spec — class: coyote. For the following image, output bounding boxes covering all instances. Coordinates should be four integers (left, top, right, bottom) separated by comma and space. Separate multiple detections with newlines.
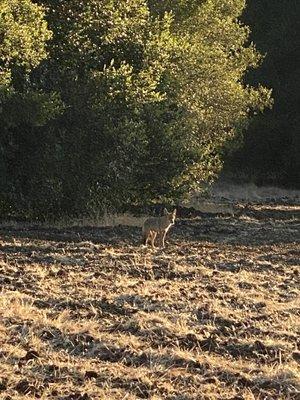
142, 208, 177, 248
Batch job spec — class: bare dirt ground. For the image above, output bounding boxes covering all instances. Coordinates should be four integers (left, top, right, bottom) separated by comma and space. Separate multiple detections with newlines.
0, 201, 299, 399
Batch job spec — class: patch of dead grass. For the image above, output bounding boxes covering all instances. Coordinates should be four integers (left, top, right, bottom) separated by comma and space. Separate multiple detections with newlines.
0, 202, 299, 399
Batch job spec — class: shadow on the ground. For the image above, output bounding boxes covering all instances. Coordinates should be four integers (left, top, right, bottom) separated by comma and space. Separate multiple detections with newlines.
0, 206, 299, 250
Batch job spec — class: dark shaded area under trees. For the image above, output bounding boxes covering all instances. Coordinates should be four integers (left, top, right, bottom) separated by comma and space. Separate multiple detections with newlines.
223, 0, 300, 188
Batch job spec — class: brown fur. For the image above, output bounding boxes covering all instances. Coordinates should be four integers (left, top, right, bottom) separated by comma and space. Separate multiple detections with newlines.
142, 208, 176, 248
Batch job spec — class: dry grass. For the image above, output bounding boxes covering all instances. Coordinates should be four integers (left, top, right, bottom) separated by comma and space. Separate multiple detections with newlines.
209, 182, 300, 202
0, 201, 299, 399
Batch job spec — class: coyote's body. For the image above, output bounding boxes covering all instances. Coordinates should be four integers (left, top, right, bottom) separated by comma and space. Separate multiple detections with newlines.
142, 208, 176, 248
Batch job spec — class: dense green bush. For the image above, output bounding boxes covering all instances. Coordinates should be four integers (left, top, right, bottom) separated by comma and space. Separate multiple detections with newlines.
0, 0, 62, 218
1, 0, 271, 219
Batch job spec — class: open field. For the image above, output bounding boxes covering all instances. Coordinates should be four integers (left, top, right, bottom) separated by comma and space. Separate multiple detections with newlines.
0, 202, 299, 399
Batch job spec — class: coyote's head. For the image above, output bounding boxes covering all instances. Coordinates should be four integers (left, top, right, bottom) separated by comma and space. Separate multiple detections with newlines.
163, 208, 177, 225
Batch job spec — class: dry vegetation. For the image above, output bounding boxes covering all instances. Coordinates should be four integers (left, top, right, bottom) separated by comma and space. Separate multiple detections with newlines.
0, 200, 299, 399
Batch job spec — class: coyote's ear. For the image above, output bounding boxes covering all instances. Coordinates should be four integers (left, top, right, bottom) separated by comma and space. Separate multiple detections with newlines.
163, 208, 168, 215
173, 209, 177, 217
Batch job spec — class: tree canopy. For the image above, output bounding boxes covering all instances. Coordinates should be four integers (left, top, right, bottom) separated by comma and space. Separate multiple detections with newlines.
0, 0, 272, 219
0, 0, 51, 85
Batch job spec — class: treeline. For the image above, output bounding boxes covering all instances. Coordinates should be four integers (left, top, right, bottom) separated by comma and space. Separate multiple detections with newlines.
0, 0, 271, 219
224, 0, 300, 188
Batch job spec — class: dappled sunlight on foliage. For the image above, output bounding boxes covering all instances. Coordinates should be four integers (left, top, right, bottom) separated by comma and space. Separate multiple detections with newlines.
0, 0, 271, 218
